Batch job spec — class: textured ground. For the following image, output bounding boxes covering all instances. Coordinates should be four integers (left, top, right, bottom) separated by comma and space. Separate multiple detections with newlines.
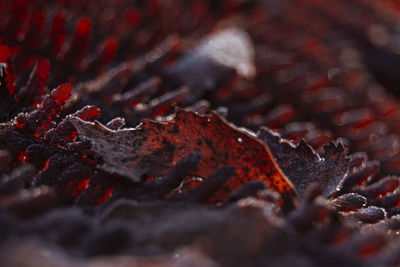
2, 0, 400, 266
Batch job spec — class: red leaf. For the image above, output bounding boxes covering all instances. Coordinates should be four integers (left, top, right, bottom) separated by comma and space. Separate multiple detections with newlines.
0, 45, 11, 62
69, 109, 296, 200
16, 83, 72, 135
65, 17, 91, 67
47, 12, 66, 57
24, 9, 45, 48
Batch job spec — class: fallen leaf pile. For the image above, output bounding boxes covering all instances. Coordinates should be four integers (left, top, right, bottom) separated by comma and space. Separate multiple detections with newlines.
3, 0, 400, 266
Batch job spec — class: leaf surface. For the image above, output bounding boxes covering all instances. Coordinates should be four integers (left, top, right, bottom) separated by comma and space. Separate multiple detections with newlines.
69, 109, 296, 200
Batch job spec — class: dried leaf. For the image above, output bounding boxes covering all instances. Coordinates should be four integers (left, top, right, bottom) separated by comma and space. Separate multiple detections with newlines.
258, 128, 349, 198
69, 109, 295, 200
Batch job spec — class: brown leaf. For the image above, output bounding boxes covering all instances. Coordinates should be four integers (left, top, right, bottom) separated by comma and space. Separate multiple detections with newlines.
258, 128, 349, 198
68, 109, 295, 200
